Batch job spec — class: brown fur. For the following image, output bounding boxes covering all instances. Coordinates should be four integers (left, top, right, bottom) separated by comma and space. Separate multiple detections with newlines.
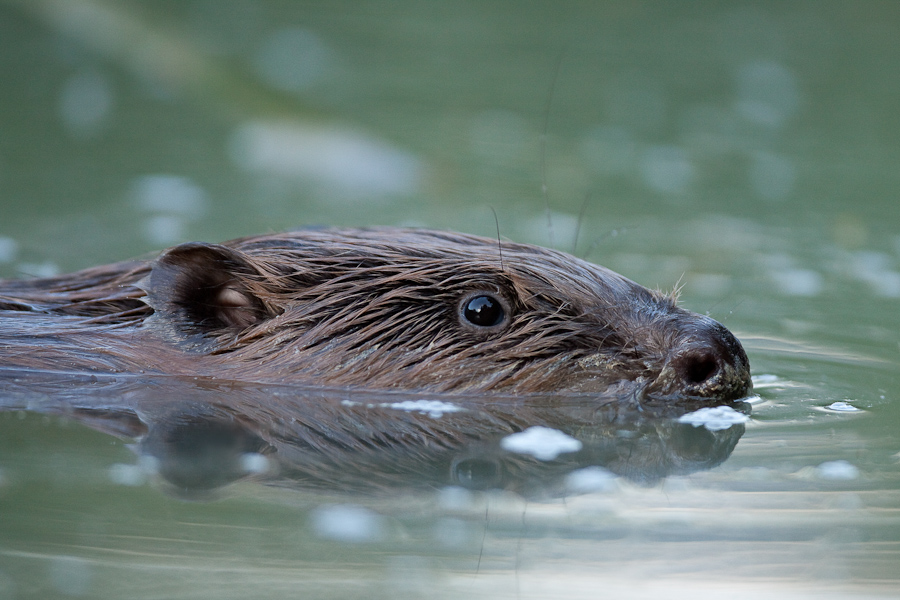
0, 228, 751, 400
0, 372, 746, 493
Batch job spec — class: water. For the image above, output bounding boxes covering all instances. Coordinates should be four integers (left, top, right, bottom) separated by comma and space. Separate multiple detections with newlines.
1, 1, 899, 598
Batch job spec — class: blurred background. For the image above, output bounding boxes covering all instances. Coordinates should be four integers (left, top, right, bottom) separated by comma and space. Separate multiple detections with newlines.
1, 1, 899, 354
0, 1, 895, 278
1, 2, 899, 598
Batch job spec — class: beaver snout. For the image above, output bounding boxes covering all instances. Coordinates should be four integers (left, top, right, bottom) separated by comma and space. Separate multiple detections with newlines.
650, 320, 752, 401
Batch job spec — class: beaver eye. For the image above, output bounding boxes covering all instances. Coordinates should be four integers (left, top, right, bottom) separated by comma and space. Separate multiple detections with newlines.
462, 294, 505, 327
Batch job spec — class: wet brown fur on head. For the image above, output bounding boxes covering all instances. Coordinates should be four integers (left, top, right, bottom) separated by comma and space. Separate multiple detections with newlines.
0, 228, 751, 399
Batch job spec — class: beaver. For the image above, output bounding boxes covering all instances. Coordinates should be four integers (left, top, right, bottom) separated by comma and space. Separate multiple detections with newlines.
0, 227, 751, 401
0, 371, 747, 495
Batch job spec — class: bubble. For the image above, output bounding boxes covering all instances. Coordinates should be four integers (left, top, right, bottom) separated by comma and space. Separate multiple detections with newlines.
500, 426, 582, 461
639, 145, 694, 195
59, 70, 114, 138
678, 406, 750, 431
386, 400, 465, 418
310, 504, 385, 543
108, 463, 146, 487
748, 151, 795, 201
816, 460, 860, 481
253, 28, 331, 92
240, 452, 271, 474
826, 402, 861, 413
565, 466, 618, 494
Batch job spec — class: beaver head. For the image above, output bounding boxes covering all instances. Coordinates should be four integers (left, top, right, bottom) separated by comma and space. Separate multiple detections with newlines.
137, 228, 751, 401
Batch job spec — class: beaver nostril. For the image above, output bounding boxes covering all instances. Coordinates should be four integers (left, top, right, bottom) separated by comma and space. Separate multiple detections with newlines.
649, 320, 752, 401
681, 351, 719, 386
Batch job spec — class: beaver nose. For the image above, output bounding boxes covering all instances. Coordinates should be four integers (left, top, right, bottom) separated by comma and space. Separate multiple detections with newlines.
653, 320, 752, 401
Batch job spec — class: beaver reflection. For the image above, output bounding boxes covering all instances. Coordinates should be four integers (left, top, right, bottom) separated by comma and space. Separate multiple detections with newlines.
38, 377, 747, 497
140, 415, 269, 497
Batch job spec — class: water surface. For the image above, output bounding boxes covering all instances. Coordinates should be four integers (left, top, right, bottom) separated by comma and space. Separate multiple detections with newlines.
0, 2, 898, 598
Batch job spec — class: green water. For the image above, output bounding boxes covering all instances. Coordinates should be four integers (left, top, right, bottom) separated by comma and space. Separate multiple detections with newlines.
1, 1, 899, 598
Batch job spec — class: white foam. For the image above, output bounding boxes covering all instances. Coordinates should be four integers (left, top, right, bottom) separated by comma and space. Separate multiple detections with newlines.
826, 401, 861, 413
500, 426, 583, 461
386, 400, 465, 419
678, 406, 749, 431
107, 463, 146, 487
240, 452, 272, 474
816, 460, 860, 481
565, 466, 618, 494
310, 504, 384, 543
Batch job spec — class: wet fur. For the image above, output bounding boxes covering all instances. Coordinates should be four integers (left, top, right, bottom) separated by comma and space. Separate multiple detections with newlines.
0, 228, 749, 398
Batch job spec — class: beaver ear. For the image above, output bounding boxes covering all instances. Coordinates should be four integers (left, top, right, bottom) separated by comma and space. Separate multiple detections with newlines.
142, 243, 275, 344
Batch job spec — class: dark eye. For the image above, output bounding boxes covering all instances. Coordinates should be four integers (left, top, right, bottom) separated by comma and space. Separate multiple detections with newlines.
462, 294, 505, 327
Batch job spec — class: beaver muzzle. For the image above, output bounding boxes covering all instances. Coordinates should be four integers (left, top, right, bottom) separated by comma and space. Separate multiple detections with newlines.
648, 319, 752, 402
